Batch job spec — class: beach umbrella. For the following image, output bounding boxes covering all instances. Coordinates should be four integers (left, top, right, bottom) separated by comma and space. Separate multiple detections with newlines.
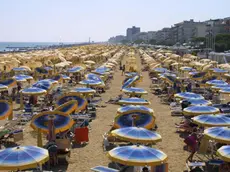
180, 66, 194, 72
14, 76, 27, 83
206, 80, 228, 86
12, 67, 27, 72
56, 93, 88, 111
86, 73, 104, 82
15, 74, 33, 81
212, 68, 228, 74
204, 127, 230, 144
0, 84, 8, 92
0, 100, 12, 120
111, 127, 161, 144
189, 72, 207, 80
67, 66, 84, 73
184, 99, 212, 106
122, 87, 147, 95
0, 146, 49, 170
55, 100, 78, 115
0, 79, 16, 88
217, 145, 230, 162
21, 87, 47, 96
211, 84, 230, 91
93, 67, 110, 75
43, 66, 53, 71
160, 74, 178, 85
122, 75, 140, 89
32, 80, 53, 91
114, 112, 155, 129
61, 74, 70, 80
79, 79, 104, 87
31, 111, 74, 134
219, 88, 230, 94
35, 67, 49, 75
41, 79, 58, 85
174, 92, 204, 100
125, 72, 138, 78
108, 145, 167, 166
51, 75, 63, 82
192, 114, 230, 127
183, 106, 220, 116
152, 68, 168, 73
117, 105, 153, 115
70, 87, 96, 95
118, 97, 150, 105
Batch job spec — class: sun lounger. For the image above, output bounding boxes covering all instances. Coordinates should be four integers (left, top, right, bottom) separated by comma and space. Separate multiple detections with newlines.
186, 161, 206, 172
91, 166, 119, 172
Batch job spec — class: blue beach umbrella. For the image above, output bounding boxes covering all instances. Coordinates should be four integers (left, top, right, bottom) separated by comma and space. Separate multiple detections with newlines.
118, 97, 150, 105
86, 73, 104, 82
206, 79, 228, 86
44, 66, 53, 71
184, 99, 212, 106
79, 79, 104, 87
211, 84, 230, 90
212, 68, 228, 74
61, 74, 70, 80
183, 106, 220, 116
204, 127, 230, 144
0, 84, 8, 92
122, 87, 147, 95
33, 80, 52, 90
51, 75, 62, 82
0, 146, 49, 170
67, 66, 84, 73
30, 111, 74, 134
111, 127, 162, 143
16, 74, 33, 80
21, 87, 47, 96
114, 112, 155, 129
192, 114, 230, 127
174, 92, 204, 100
13, 76, 27, 82
117, 105, 153, 115
152, 68, 168, 73
70, 87, 96, 94
219, 88, 230, 94
12, 67, 27, 72
180, 66, 194, 71
56, 93, 88, 111
35, 67, 49, 75
125, 72, 138, 78
122, 75, 140, 89
108, 145, 167, 166
0, 100, 12, 120
0, 79, 17, 88
217, 145, 230, 162
41, 79, 58, 85
189, 72, 207, 80
55, 100, 78, 115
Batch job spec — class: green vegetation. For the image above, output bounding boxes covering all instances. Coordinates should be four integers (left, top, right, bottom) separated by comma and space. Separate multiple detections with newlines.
215, 34, 230, 52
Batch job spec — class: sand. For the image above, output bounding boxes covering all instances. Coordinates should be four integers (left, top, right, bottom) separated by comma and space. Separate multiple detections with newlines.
1, 51, 189, 172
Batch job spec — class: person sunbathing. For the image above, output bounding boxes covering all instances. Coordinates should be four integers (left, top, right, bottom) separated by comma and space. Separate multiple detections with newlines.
106, 94, 123, 104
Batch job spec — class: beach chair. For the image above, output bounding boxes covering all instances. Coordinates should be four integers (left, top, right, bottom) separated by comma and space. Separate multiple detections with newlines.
186, 161, 206, 172
170, 102, 183, 116
91, 166, 119, 172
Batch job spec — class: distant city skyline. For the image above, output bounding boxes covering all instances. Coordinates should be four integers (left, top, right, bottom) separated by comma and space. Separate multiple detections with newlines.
0, 0, 230, 42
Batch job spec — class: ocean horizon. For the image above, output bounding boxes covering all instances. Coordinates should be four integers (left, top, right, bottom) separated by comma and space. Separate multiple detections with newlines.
0, 42, 79, 52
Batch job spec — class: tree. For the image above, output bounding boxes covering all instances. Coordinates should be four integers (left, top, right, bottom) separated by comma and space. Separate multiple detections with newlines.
215, 34, 230, 52
121, 39, 130, 44
149, 39, 156, 45
134, 39, 144, 44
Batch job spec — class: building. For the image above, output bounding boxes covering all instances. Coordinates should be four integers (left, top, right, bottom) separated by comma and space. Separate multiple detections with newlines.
155, 28, 171, 44
126, 26, 141, 41
108, 35, 126, 43
147, 31, 157, 41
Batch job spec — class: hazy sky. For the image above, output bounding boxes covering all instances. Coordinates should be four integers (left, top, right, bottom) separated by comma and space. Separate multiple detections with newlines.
0, 0, 229, 42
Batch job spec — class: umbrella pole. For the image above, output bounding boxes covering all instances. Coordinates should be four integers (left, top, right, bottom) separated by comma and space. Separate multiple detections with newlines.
8, 111, 13, 120
48, 116, 55, 142
20, 92, 23, 110
37, 128, 43, 147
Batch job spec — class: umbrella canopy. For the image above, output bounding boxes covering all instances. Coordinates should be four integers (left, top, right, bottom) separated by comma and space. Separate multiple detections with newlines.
204, 127, 230, 144
35, 67, 49, 75
86, 73, 104, 83
212, 68, 228, 74
32, 80, 53, 91
152, 68, 169, 73
31, 111, 74, 134
56, 93, 88, 111
206, 80, 228, 86
174, 92, 204, 100
122, 75, 140, 89
12, 67, 27, 72
189, 72, 207, 80
21, 87, 47, 96
192, 114, 230, 127
114, 112, 155, 129
55, 100, 78, 115
211, 84, 230, 91
118, 97, 150, 105
67, 66, 84, 73
61, 74, 70, 80
183, 106, 220, 116
108, 145, 167, 166
125, 72, 138, 78
217, 145, 230, 162
219, 88, 230, 94
184, 99, 212, 106
52, 75, 63, 82
180, 66, 194, 71
117, 105, 153, 115
122, 87, 147, 95
0, 100, 12, 120
79, 79, 104, 87
111, 127, 161, 143
14, 76, 27, 82
0, 79, 16, 88
14, 74, 33, 80
0, 146, 49, 170
41, 79, 58, 85
0, 84, 8, 92
70, 87, 96, 95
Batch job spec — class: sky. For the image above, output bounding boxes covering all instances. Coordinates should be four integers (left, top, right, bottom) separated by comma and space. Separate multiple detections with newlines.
0, 0, 229, 42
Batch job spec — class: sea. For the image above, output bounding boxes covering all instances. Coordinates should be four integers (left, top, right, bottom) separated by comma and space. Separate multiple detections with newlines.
0, 42, 75, 52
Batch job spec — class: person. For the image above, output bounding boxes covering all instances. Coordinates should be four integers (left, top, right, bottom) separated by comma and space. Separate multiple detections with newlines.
17, 83, 22, 93
122, 64, 125, 76
169, 64, 173, 71
142, 167, 149, 172
186, 82, 192, 92
185, 128, 200, 162
181, 100, 191, 110
176, 83, 181, 93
